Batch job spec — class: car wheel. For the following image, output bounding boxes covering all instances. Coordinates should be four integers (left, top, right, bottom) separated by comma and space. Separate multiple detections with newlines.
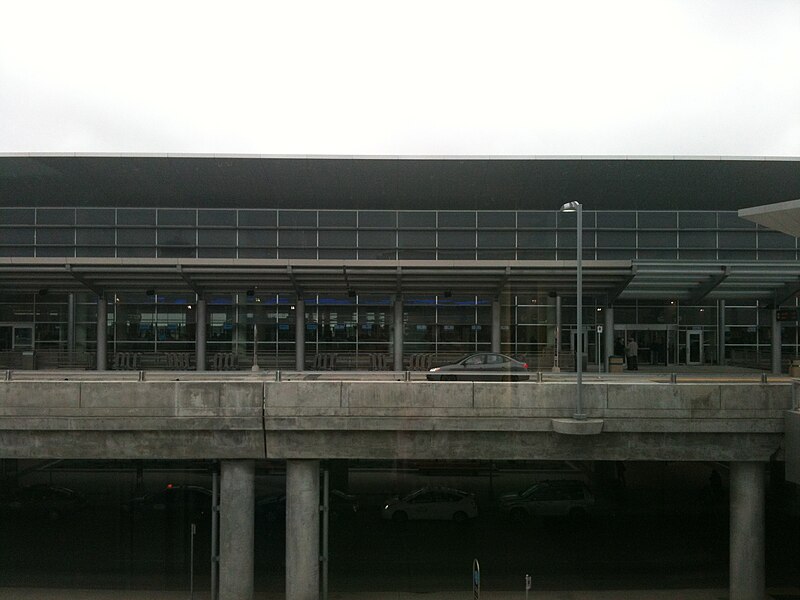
510, 507, 527, 523
392, 510, 408, 523
452, 511, 468, 523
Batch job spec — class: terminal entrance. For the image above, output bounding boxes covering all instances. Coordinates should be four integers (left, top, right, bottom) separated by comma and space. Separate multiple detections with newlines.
615, 325, 674, 367
0, 324, 33, 351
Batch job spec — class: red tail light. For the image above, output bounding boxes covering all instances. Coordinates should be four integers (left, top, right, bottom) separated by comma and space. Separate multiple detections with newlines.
522, 363, 528, 369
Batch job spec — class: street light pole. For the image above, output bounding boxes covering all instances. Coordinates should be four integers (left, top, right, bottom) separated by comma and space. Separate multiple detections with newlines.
560, 201, 585, 420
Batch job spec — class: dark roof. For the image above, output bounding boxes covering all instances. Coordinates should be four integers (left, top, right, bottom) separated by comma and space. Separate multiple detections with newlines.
1, 155, 799, 211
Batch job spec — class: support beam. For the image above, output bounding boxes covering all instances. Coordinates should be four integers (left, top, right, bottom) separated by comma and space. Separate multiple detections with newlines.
688, 266, 729, 304
286, 460, 320, 600
219, 460, 255, 600
718, 299, 726, 366
96, 294, 107, 371
553, 294, 562, 372
67, 293, 75, 357
772, 309, 782, 375
607, 265, 637, 303
491, 298, 501, 354
729, 461, 765, 600
604, 307, 614, 371
296, 297, 305, 371
196, 298, 207, 371
393, 296, 403, 372
769, 277, 800, 309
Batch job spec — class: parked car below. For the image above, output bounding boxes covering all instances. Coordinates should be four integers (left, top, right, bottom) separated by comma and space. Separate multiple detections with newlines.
123, 484, 212, 522
381, 486, 478, 523
427, 353, 529, 381
0, 484, 88, 521
499, 480, 594, 522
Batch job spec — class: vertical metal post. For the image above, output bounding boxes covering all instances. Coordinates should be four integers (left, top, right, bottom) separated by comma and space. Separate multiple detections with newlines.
211, 468, 219, 600
718, 299, 726, 366
251, 322, 259, 371
296, 297, 305, 371
393, 296, 404, 372
604, 306, 614, 372
96, 293, 107, 371
189, 522, 196, 599
196, 298, 207, 371
772, 308, 781, 375
321, 469, 329, 600
552, 295, 561, 372
491, 298, 501, 354
575, 204, 584, 419
67, 293, 75, 360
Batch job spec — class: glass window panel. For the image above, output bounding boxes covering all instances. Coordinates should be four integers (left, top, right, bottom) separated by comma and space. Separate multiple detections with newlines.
239, 210, 277, 227
280, 248, 317, 259
319, 211, 357, 228
719, 231, 756, 248
118, 246, 156, 257
320, 249, 357, 259
238, 229, 277, 247
76, 208, 115, 225
238, 248, 277, 258
519, 231, 556, 249
557, 231, 576, 247
398, 249, 435, 259
158, 246, 195, 258
279, 210, 316, 227
679, 249, 716, 260
718, 249, 756, 260
36, 208, 74, 225
518, 211, 556, 228
680, 231, 717, 248
595, 249, 634, 259
319, 230, 357, 247
398, 230, 435, 248
726, 307, 756, 325
758, 249, 796, 260
280, 230, 317, 247
637, 212, 676, 228
478, 212, 515, 228
518, 249, 556, 259
77, 246, 114, 257
158, 209, 196, 226
0, 228, 34, 244
438, 212, 475, 228
36, 228, 73, 244
596, 212, 635, 228
77, 228, 115, 245
359, 211, 396, 228
558, 211, 595, 227
597, 231, 636, 248
158, 229, 195, 245
198, 210, 236, 226
638, 231, 677, 247
438, 230, 475, 249
358, 230, 394, 248
637, 249, 677, 259
718, 212, 755, 229
118, 228, 155, 245
438, 249, 476, 260
36, 247, 73, 257
398, 211, 435, 229
0, 208, 34, 224
199, 229, 236, 246
477, 250, 516, 259
679, 212, 716, 228
478, 231, 515, 248
758, 231, 796, 249
117, 209, 156, 225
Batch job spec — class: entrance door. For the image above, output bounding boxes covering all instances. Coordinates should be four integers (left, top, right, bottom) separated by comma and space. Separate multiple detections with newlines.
0, 325, 33, 350
686, 330, 703, 365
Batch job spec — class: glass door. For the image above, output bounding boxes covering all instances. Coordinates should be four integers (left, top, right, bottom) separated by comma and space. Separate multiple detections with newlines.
686, 329, 703, 365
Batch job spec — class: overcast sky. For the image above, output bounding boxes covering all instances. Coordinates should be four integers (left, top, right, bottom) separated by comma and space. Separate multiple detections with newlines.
1, 0, 798, 156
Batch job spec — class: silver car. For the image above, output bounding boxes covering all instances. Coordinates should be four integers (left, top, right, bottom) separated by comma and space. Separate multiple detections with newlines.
427, 353, 529, 381
499, 480, 594, 521
382, 486, 478, 523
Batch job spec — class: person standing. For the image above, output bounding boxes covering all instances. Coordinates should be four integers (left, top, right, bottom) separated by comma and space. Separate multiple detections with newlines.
626, 337, 639, 370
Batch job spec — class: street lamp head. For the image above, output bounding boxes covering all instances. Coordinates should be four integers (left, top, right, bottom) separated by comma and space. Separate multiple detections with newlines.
559, 201, 582, 213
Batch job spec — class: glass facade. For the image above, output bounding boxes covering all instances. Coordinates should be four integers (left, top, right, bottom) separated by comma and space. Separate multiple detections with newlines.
0, 208, 797, 369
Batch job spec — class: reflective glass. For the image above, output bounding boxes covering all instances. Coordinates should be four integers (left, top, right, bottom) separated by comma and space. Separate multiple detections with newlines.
158, 229, 195, 245
77, 209, 115, 225
279, 211, 316, 227
398, 212, 435, 228
358, 230, 394, 248
37, 208, 74, 225
478, 231, 515, 248
399, 230, 435, 248
239, 210, 277, 227
117, 209, 156, 225
359, 211, 396, 228
198, 210, 236, 226
637, 212, 676, 228
319, 211, 357, 228
438, 231, 475, 249
118, 229, 155, 245
478, 212, 515, 228
438, 212, 475, 228
158, 210, 196, 226
36, 228, 74, 244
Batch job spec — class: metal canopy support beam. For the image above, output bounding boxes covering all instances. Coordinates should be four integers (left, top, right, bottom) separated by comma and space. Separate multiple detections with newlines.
769, 278, 800, 308
295, 297, 305, 371
688, 266, 729, 303
286, 265, 302, 296
65, 265, 103, 296
196, 298, 207, 372
177, 265, 203, 296
96, 294, 107, 371
606, 265, 637, 303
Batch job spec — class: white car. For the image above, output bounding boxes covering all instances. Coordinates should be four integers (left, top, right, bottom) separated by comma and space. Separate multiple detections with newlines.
381, 486, 478, 523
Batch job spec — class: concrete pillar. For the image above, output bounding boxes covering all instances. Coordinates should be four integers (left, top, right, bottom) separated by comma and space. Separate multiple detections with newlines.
729, 461, 766, 600
219, 460, 255, 600
96, 294, 107, 371
393, 296, 403, 372
67, 293, 75, 356
491, 298, 501, 353
552, 294, 562, 372
772, 308, 782, 375
196, 298, 207, 371
286, 459, 320, 600
718, 299, 726, 366
296, 297, 305, 371
604, 306, 614, 371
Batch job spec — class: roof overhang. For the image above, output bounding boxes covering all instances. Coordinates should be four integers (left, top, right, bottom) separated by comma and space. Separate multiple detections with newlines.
739, 198, 800, 237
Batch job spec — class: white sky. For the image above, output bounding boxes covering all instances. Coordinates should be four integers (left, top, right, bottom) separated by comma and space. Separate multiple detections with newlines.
1, 0, 799, 156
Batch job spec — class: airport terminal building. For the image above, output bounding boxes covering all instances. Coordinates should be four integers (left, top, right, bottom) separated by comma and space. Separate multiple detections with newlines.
0, 155, 799, 373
